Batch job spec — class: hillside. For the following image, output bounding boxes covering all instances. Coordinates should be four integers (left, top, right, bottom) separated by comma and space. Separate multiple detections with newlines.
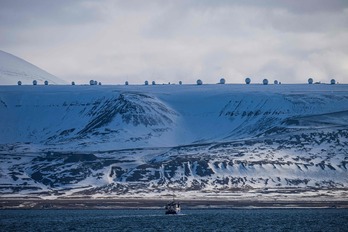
0, 84, 347, 200
0, 50, 66, 85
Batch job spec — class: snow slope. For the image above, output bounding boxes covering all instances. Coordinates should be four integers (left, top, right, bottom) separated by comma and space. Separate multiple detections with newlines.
1, 84, 347, 149
0, 84, 347, 199
0, 50, 66, 85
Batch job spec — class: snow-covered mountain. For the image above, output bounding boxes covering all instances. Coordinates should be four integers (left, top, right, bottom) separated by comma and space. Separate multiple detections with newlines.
0, 50, 66, 85
0, 84, 347, 200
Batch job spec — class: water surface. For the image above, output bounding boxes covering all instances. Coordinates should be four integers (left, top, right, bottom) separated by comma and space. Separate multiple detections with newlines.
1, 208, 347, 231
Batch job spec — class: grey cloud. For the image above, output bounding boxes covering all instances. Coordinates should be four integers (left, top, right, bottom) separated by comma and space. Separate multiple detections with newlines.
0, 0, 347, 84
0, 0, 102, 27
143, 1, 348, 39
190, 0, 348, 14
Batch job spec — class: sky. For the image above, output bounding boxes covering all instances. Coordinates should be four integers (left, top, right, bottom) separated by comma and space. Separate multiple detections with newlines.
1, 0, 348, 85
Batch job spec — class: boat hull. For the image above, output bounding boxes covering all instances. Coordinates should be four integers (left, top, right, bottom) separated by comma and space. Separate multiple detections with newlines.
165, 210, 179, 215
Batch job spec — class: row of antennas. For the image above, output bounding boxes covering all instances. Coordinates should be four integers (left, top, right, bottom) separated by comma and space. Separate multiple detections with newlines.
17, 78, 337, 86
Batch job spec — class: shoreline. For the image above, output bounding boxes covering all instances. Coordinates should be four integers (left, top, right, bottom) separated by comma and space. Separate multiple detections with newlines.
1, 198, 347, 209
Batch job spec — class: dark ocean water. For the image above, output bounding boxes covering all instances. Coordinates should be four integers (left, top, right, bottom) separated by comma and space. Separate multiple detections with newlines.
0, 208, 347, 232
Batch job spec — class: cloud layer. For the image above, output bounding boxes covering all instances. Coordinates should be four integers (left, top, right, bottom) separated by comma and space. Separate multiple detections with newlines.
1, 0, 347, 84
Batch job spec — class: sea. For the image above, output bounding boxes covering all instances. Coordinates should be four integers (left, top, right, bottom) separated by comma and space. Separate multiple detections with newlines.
0, 208, 347, 232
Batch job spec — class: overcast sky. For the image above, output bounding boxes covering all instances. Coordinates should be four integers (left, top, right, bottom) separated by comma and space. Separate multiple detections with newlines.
1, 0, 348, 84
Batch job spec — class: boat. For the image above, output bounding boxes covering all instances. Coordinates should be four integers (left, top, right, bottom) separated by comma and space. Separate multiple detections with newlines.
165, 198, 181, 215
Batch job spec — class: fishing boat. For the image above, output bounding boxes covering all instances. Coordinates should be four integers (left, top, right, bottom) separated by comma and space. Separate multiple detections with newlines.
165, 198, 181, 214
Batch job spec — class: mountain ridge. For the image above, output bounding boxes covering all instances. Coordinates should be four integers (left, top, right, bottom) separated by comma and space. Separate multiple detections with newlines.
0, 50, 66, 85
0, 84, 347, 200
